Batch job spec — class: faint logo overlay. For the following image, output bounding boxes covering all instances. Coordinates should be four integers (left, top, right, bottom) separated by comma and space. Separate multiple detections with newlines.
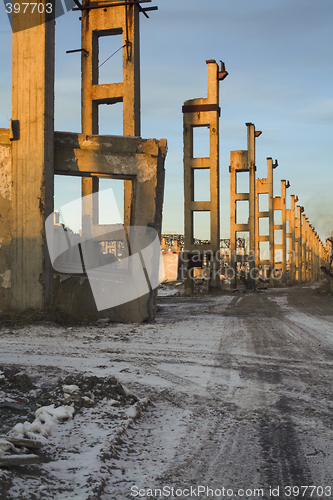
45, 189, 164, 311
4, 0, 76, 33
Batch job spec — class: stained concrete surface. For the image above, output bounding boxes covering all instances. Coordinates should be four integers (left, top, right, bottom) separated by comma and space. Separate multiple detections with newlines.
0, 284, 332, 498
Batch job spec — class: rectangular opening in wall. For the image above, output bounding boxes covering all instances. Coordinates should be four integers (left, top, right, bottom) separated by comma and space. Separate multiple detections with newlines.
236, 200, 249, 225
287, 243, 293, 264
286, 220, 289, 234
193, 125, 210, 158
194, 169, 210, 202
259, 217, 269, 236
54, 175, 82, 233
98, 178, 125, 225
235, 231, 249, 257
259, 264, 270, 280
274, 248, 282, 264
193, 211, 210, 242
99, 102, 123, 136
258, 193, 269, 212
236, 171, 249, 194
98, 178, 126, 261
259, 241, 270, 261
98, 32, 123, 85
274, 210, 282, 225
274, 229, 282, 245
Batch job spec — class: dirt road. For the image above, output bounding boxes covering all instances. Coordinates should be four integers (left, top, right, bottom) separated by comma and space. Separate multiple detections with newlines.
0, 285, 333, 499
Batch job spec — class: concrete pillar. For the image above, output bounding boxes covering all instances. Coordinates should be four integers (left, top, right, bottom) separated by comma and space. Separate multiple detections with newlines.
301, 214, 308, 282
81, 0, 141, 228
247, 123, 257, 275
273, 180, 289, 283
286, 194, 297, 283
230, 123, 261, 288
295, 205, 303, 283
183, 60, 227, 293
255, 157, 276, 285
11, 12, 55, 310
81, 0, 140, 136
314, 232, 320, 280
309, 223, 315, 281
306, 219, 311, 281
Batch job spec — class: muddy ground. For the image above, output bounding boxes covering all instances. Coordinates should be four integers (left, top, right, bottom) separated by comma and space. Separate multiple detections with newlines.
0, 284, 332, 499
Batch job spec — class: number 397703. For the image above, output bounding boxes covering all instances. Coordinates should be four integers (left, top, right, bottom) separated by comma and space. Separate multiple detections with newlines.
5, 3, 53, 14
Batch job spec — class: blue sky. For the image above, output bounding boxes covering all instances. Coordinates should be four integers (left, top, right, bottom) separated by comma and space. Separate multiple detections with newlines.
1, 0, 333, 241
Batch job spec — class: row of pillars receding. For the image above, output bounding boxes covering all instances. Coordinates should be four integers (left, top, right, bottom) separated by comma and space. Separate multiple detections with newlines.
229, 122, 327, 288
183, 62, 328, 292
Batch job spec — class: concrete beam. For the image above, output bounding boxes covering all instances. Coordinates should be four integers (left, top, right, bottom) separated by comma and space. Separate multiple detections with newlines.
53, 131, 166, 322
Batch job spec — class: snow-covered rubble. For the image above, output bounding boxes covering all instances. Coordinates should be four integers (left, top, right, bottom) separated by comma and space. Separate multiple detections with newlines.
9, 404, 74, 441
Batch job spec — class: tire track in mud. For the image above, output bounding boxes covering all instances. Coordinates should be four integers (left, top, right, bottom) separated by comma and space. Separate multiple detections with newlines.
109, 289, 331, 498
235, 294, 316, 493
218, 292, 315, 493
124, 390, 263, 496
257, 396, 313, 492
116, 289, 332, 498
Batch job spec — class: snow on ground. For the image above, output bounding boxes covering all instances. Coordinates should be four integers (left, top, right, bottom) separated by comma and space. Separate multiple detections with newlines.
0, 286, 333, 499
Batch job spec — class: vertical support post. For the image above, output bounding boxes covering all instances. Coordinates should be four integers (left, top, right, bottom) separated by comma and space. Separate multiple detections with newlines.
273, 180, 288, 283
230, 123, 260, 289
255, 157, 275, 285
246, 123, 257, 276
81, 0, 141, 228
313, 231, 318, 281
281, 181, 287, 282
295, 206, 303, 283
315, 234, 320, 280
308, 225, 313, 281
11, 13, 55, 310
301, 214, 307, 282
183, 59, 227, 293
286, 194, 296, 283
306, 219, 310, 281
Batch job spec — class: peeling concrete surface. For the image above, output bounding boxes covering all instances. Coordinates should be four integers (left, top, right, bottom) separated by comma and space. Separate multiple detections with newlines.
0, 146, 12, 201
0, 269, 11, 288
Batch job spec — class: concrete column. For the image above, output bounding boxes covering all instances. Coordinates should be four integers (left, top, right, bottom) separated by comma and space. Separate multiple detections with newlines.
306, 219, 311, 281
295, 205, 303, 283
81, 0, 141, 228
301, 214, 308, 282
11, 13, 55, 310
230, 123, 260, 289
255, 157, 276, 285
286, 194, 297, 283
309, 223, 315, 281
314, 232, 320, 280
273, 180, 289, 283
81, 0, 140, 136
246, 123, 258, 278
183, 60, 227, 292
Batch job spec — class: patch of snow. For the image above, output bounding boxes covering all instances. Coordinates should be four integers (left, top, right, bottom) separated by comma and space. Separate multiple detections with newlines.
62, 384, 80, 394
8, 405, 74, 442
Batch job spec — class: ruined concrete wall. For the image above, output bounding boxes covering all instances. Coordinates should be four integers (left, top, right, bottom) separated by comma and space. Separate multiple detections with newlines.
52, 132, 166, 323
0, 129, 12, 311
